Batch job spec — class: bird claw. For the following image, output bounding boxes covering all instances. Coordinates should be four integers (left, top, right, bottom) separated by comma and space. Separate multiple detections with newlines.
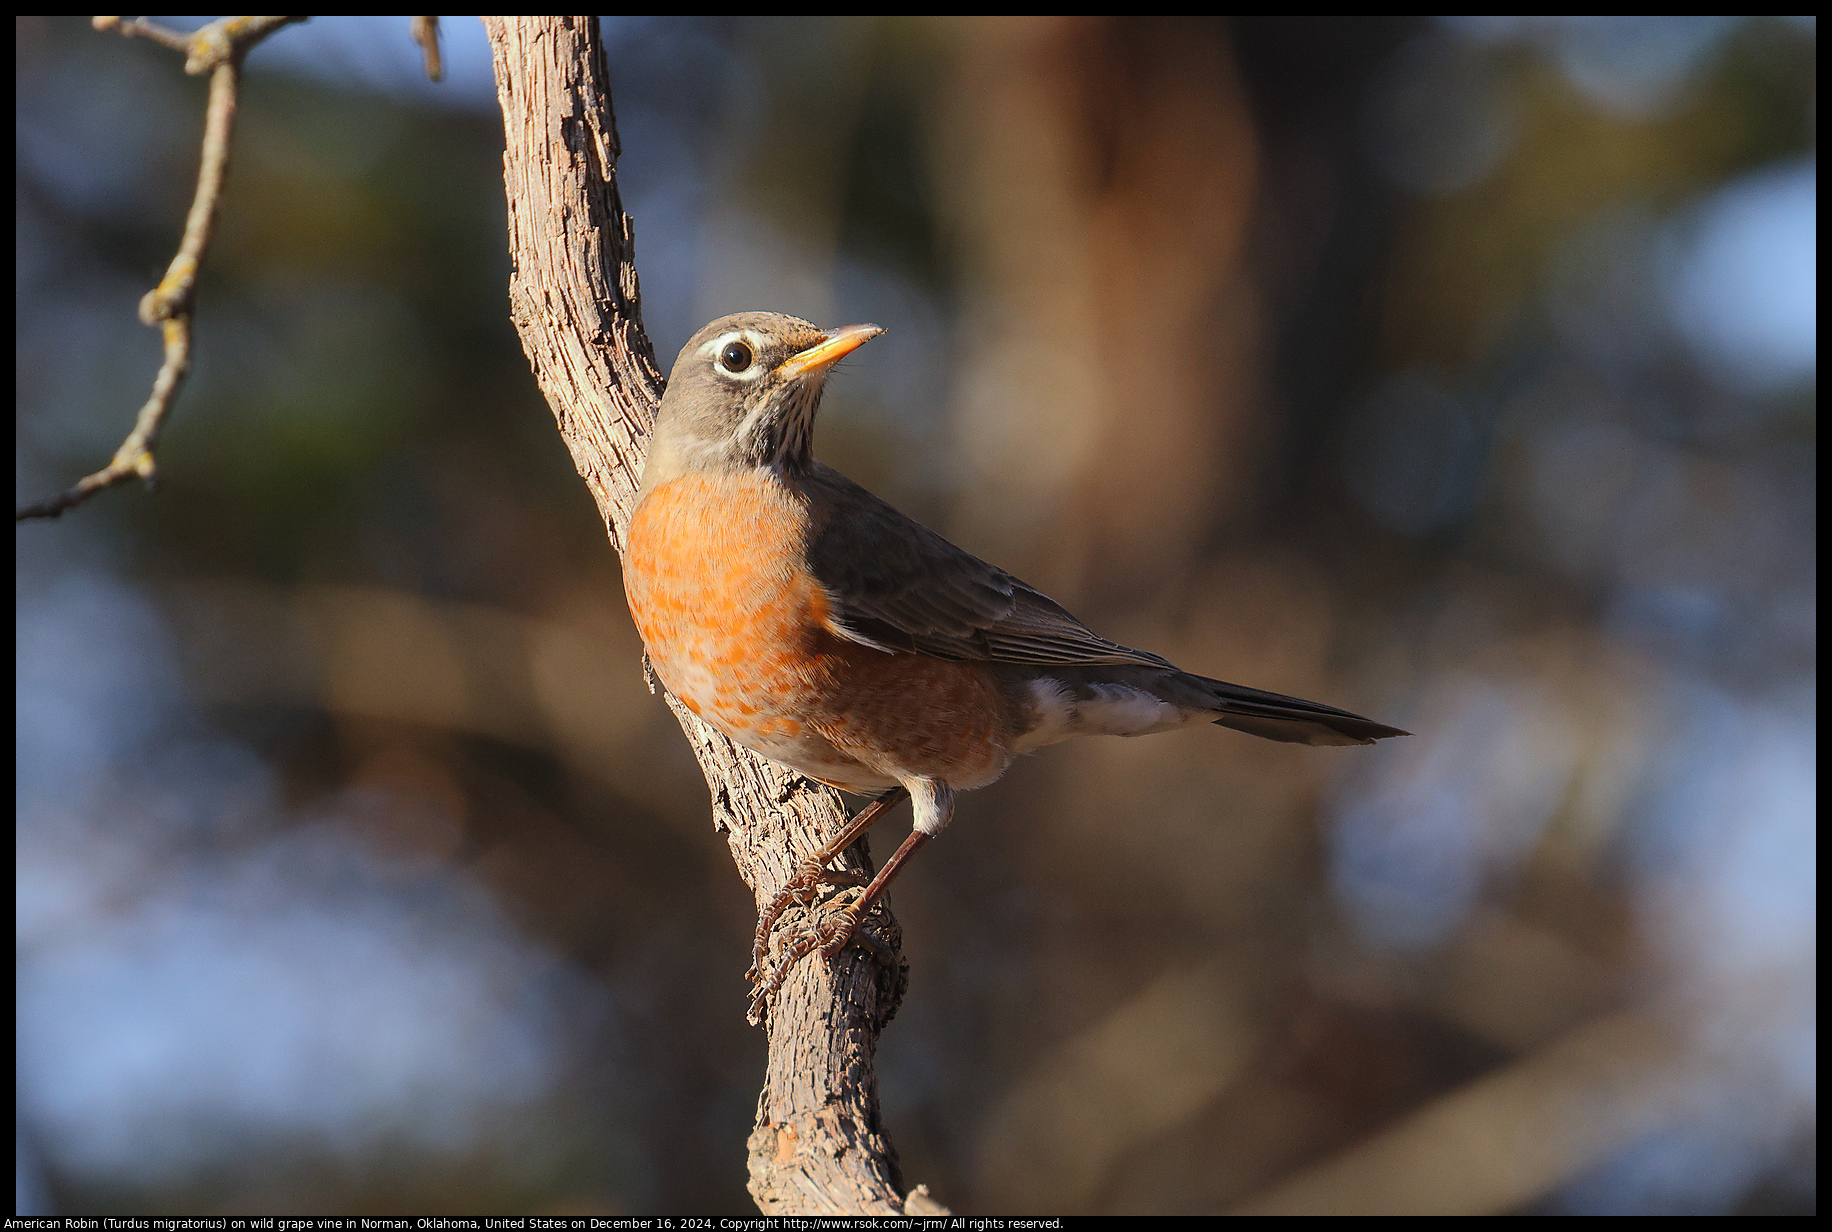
749, 858, 868, 981
746, 787, 912, 1021
815, 905, 864, 957
746, 893, 891, 1024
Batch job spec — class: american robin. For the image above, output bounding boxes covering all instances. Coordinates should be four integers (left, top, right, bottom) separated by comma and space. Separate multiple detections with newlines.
624, 311, 1407, 1011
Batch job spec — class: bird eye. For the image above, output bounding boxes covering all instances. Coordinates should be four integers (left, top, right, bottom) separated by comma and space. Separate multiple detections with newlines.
719, 341, 754, 373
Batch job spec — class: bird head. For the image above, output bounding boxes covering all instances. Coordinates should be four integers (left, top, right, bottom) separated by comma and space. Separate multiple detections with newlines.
644, 311, 883, 485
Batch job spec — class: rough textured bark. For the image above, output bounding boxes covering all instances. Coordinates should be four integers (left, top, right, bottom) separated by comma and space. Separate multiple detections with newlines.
481, 17, 929, 1215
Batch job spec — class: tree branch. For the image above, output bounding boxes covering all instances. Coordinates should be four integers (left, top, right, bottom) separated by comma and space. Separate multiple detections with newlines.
480, 16, 941, 1215
410, 16, 443, 83
17, 16, 304, 523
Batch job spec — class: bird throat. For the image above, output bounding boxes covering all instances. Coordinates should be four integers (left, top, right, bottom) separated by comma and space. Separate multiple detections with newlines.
732, 378, 821, 473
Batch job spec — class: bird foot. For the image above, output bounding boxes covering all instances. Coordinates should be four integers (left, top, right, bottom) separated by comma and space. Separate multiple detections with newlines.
747, 858, 870, 983
745, 893, 893, 1025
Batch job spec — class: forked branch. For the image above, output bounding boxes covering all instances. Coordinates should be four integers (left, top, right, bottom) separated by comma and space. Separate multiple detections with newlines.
17, 16, 303, 522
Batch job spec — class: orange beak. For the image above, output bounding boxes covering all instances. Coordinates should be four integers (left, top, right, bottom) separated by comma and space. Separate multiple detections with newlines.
775, 323, 885, 380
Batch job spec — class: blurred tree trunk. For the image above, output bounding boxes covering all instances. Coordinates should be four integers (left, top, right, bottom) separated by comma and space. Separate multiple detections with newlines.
481, 16, 932, 1216
932, 16, 1264, 609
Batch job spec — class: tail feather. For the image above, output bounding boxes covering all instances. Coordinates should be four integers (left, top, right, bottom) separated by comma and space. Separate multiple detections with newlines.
1002, 664, 1409, 750
1193, 675, 1409, 747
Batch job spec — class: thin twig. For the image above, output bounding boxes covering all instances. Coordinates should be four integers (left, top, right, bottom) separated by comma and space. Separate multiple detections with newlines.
92, 15, 305, 75
90, 15, 193, 54
410, 16, 443, 83
19, 17, 305, 523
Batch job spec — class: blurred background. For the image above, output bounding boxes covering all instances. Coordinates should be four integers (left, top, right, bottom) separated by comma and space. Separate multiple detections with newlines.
15, 15, 1815, 1216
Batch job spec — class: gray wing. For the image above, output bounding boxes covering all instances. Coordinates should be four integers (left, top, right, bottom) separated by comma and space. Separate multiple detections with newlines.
801, 463, 1171, 668
801, 465, 1410, 746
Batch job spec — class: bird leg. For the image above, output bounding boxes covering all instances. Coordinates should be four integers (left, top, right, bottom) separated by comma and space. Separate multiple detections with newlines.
748, 785, 908, 983
748, 827, 931, 1023
814, 827, 931, 957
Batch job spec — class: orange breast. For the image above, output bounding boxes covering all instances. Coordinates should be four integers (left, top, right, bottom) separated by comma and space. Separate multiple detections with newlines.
625, 471, 815, 740
624, 469, 1014, 791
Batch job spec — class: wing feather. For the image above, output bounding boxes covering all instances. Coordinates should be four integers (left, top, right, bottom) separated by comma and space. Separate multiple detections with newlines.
802, 464, 1171, 668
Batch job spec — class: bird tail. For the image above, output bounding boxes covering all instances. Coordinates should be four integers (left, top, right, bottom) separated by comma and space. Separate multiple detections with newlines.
1188, 674, 1408, 746
1003, 665, 1407, 750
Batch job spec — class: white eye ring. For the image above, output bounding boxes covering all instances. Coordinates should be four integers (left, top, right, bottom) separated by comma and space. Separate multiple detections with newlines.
704, 331, 766, 380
